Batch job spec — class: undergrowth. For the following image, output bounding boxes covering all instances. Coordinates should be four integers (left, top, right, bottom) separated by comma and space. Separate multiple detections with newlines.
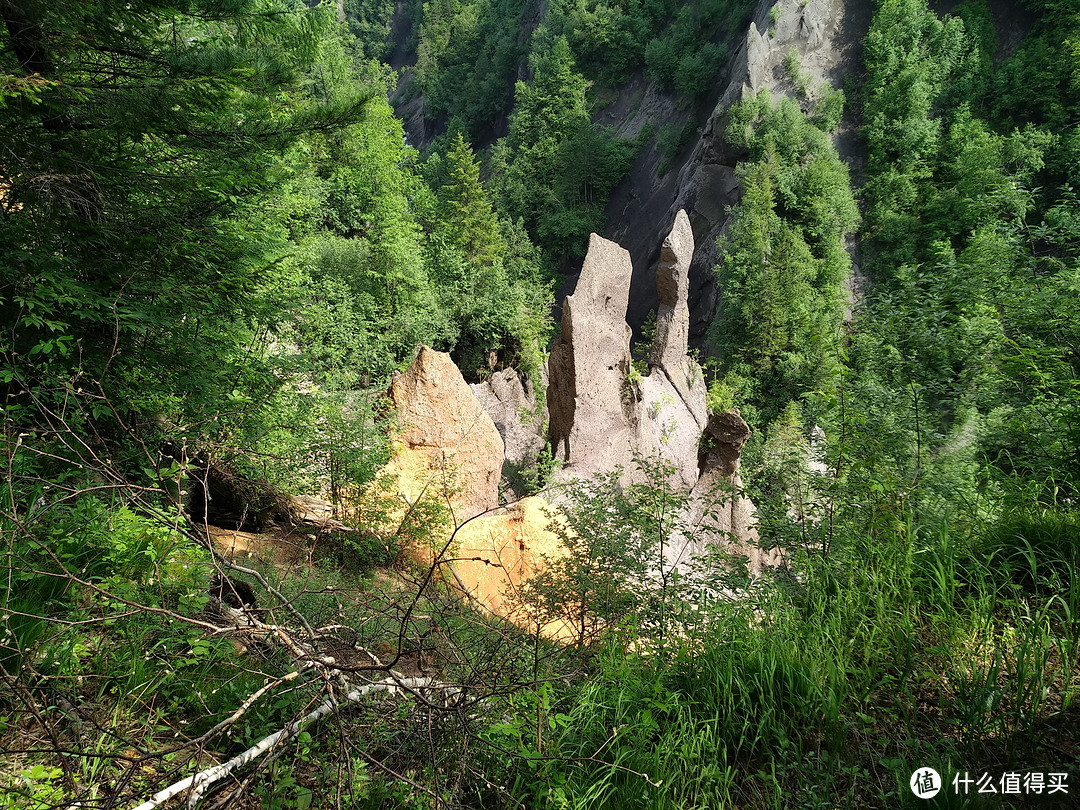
489, 506, 1080, 809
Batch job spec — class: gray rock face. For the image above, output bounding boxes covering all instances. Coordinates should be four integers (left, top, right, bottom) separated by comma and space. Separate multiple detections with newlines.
650, 209, 694, 374
548, 233, 635, 477
634, 362, 707, 490
742, 22, 772, 102
724, 0, 842, 109
470, 368, 547, 467
602, 0, 866, 347
541, 220, 765, 569
632, 211, 709, 490
547, 219, 711, 493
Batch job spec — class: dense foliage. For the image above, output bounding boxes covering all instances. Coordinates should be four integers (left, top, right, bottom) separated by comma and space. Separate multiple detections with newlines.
403, 0, 754, 258
711, 86, 859, 425
0, 0, 552, 478
854, 0, 1080, 502
4, 0, 1080, 808
410, 0, 753, 135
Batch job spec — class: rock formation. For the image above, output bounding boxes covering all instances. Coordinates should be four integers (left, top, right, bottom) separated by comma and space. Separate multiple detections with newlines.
547, 233, 636, 477
388, 346, 503, 521
538, 215, 769, 573
541, 213, 729, 504
650, 209, 694, 374
469, 368, 547, 468
384, 221, 773, 628
603, 0, 867, 345
685, 411, 781, 578
634, 210, 709, 490
633, 370, 708, 491
381, 348, 567, 632
699, 411, 752, 479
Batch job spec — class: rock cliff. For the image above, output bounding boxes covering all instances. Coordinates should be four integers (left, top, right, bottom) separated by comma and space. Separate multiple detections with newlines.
542, 212, 759, 563
603, 0, 871, 344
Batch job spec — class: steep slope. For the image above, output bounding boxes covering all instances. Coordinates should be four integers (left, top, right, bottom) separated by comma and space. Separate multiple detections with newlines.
382, 0, 1040, 349
603, 0, 873, 345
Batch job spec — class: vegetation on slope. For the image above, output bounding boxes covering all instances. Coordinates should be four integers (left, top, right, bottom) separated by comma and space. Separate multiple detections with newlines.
398, 0, 756, 259
710, 86, 859, 427
3, 0, 1080, 808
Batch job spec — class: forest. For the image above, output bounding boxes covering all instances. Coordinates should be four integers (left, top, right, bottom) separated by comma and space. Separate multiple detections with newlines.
2, 0, 1079, 807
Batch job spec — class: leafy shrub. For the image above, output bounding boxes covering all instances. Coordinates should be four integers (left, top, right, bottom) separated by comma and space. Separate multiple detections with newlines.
656, 121, 698, 175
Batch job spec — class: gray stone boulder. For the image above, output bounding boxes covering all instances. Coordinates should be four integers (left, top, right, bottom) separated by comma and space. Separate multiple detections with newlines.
470, 368, 547, 468
548, 234, 636, 479
684, 411, 782, 578
700, 411, 753, 478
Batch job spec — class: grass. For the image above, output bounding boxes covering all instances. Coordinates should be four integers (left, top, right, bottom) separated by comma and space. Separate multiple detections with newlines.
4, 489, 1078, 809
499, 509, 1080, 809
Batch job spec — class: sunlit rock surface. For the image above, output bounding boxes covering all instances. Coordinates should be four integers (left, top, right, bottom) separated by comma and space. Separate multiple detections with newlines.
388, 346, 503, 521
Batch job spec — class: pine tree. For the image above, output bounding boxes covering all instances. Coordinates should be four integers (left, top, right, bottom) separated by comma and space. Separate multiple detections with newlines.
439, 132, 505, 265
0, 0, 368, 426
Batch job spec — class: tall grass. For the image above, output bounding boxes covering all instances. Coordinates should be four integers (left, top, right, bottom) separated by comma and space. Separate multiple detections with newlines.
504, 507, 1080, 809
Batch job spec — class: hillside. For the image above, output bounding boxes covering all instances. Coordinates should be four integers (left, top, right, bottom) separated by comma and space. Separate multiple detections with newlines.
3, 0, 1080, 808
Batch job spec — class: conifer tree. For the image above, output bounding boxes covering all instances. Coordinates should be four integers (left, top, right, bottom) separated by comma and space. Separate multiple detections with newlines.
439, 132, 505, 265
0, 0, 368, 427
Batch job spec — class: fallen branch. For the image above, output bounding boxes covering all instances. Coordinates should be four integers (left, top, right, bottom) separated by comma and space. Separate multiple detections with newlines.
130, 676, 436, 810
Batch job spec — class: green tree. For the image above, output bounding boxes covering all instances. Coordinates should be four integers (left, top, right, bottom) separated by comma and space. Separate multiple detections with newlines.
438, 132, 506, 265
519, 458, 716, 649
0, 0, 368, 435
490, 36, 634, 257
711, 92, 858, 424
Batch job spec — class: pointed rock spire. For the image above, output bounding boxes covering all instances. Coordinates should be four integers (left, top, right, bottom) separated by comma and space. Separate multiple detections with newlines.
650, 209, 694, 374
547, 234, 635, 474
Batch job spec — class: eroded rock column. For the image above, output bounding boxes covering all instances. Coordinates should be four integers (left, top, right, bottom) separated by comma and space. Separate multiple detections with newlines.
636, 210, 709, 490
547, 234, 636, 478
651, 209, 694, 373
389, 346, 504, 521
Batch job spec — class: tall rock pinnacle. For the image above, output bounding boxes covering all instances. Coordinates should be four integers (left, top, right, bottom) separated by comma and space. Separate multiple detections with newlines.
547, 233, 635, 476
650, 209, 694, 374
